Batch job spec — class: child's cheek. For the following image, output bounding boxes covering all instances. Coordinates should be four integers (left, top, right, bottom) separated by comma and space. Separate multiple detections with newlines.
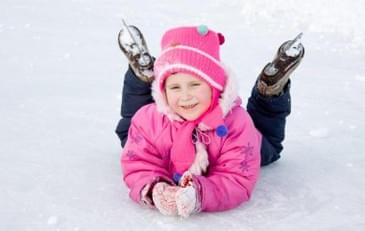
167, 95, 179, 110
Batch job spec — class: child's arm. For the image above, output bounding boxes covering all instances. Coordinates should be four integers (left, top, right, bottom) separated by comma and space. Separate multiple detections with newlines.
192, 108, 262, 212
121, 106, 173, 205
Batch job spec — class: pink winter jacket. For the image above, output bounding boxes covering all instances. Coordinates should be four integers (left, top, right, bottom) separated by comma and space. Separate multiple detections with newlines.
121, 99, 262, 212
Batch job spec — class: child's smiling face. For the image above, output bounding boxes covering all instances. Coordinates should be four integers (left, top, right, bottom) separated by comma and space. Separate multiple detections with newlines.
164, 73, 212, 121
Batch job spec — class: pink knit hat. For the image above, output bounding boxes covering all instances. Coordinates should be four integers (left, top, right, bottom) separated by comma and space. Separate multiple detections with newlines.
153, 25, 228, 136
154, 25, 226, 93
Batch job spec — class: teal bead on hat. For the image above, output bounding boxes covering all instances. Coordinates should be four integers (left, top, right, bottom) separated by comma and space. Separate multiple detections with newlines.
197, 25, 209, 36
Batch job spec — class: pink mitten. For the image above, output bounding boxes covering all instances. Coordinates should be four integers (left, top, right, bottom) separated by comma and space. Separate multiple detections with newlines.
175, 172, 201, 218
152, 182, 179, 216
175, 185, 199, 218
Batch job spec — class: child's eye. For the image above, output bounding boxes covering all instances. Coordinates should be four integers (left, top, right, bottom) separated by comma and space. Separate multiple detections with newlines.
170, 86, 180, 90
191, 83, 201, 87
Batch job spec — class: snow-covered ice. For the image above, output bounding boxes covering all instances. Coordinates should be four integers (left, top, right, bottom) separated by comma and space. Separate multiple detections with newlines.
47, 216, 59, 225
309, 128, 329, 138
1, 0, 365, 230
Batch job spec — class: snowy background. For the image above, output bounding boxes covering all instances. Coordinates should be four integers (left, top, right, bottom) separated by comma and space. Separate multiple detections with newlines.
1, 0, 365, 230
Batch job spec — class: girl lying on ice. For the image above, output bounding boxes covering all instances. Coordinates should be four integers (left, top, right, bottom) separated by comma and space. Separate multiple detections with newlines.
116, 22, 304, 218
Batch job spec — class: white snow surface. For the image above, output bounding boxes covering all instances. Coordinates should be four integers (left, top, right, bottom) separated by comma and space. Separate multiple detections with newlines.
1, 0, 365, 230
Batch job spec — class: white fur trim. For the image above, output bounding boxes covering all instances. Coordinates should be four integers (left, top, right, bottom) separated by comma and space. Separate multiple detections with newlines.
219, 64, 239, 117
188, 141, 209, 175
156, 63, 224, 91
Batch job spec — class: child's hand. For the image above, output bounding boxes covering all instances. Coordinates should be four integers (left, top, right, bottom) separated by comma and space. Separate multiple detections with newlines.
152, 182, 179, 216
152, 178, 200, 218
175, 172, 200, 218
175, 185, 199, 218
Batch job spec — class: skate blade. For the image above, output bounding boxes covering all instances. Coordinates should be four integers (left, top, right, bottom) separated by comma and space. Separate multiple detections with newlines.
118, 19, 147, 57
284, 32, 304, 57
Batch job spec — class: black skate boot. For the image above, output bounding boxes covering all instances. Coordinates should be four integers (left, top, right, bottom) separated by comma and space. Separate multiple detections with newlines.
118, 19, 154, 83
257, 33, 305, 96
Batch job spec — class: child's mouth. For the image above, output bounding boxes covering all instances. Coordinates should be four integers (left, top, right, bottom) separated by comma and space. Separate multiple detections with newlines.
181, 103, 198, 110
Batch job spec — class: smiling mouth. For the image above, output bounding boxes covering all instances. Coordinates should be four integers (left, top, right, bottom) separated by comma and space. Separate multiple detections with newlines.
181, 103, 198, 110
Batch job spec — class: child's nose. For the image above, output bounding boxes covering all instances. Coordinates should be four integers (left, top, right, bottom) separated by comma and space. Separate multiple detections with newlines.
181, 88, 193, 100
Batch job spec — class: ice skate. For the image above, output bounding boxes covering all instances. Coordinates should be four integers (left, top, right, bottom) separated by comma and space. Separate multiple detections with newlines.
118, 19, 154, 82
257, 33, 305, 96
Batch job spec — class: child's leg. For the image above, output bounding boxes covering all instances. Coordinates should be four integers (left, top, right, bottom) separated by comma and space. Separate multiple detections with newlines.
247, 81, 291, 166
115, 22, 155, 147
115, 66, 154, 147
248, 34, 304, 166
